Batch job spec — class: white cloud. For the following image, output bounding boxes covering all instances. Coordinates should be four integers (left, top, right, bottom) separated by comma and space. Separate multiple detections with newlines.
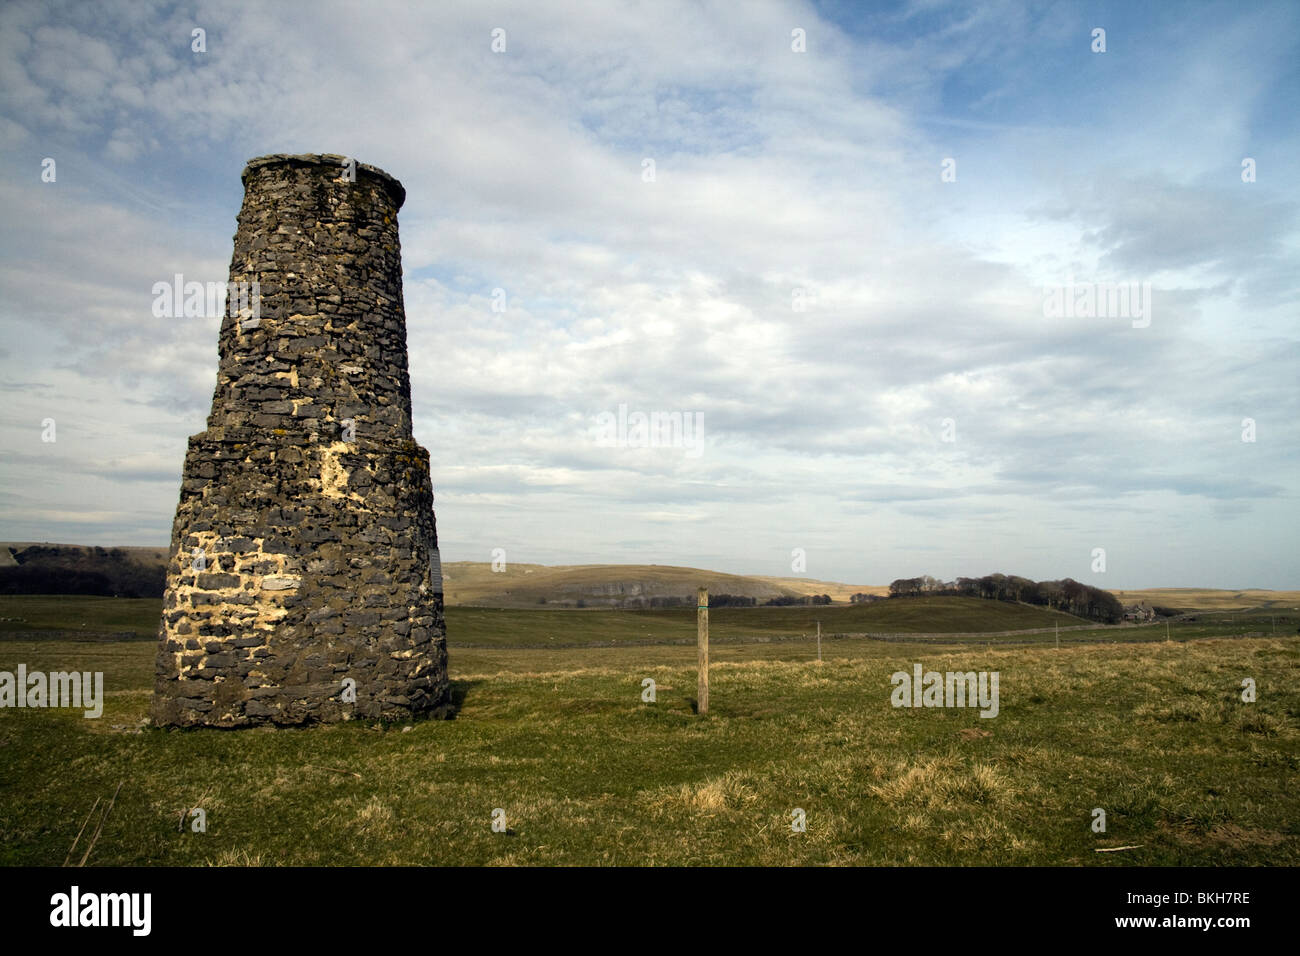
0, 0, 1296, 587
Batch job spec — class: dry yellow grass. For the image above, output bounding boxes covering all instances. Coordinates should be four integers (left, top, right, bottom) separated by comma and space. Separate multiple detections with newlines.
1109, 588, 1300, 611
440, 561, 879, 607
3, 615, 1297, 866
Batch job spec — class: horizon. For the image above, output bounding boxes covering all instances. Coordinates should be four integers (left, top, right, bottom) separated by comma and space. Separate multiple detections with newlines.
1, 539, 1293, 594
2, 1, 1298, 589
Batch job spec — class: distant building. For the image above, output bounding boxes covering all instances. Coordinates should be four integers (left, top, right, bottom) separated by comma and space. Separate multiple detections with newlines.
1122, 602, 1156, 623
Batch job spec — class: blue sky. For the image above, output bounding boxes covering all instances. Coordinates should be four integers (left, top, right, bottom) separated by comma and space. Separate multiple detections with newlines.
0, 0, 1296, 588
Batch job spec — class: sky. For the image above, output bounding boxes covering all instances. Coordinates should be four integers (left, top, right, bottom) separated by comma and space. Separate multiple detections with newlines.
0, 0, 1296, 589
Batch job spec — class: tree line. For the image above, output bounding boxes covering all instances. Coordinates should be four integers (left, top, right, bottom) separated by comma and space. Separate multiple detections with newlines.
762, 594, 832, 606
886, 573, 1124, 624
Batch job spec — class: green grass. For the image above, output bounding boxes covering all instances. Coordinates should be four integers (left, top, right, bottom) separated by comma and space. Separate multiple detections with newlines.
0, 595, 161, 637
3, 594, 1294, 649
1, 596, 1297, 866
0, 595, 1091, 646
447, 598, 1093, 647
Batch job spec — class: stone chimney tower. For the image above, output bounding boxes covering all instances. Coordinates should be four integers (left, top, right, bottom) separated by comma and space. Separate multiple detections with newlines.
152, 153, 449, 727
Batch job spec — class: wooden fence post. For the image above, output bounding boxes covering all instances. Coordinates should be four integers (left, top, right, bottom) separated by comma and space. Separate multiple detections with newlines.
697, 587, 709, 714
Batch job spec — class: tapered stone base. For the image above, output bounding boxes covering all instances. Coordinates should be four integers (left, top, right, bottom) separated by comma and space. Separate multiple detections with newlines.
152, 430, 449, 727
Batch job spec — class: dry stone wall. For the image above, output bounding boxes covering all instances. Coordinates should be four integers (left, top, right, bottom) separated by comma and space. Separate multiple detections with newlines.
151, 153, 449, 727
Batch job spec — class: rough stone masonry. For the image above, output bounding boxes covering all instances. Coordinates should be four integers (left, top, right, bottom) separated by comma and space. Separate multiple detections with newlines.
152, 153, 450, 727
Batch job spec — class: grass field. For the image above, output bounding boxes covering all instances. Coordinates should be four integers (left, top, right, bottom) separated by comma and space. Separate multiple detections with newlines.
0, 594, 1097, 645
1, 595, 1298, 866
2, 594, 1295, 648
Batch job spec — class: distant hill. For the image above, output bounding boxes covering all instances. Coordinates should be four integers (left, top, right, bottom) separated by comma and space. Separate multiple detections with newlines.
1108, 588, 1300, 612
2, 543, 1295, 611
0, 543, 167, 598
440, 562, 879, 607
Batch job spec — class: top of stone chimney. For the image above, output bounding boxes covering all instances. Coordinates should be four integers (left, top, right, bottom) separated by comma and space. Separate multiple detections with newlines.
241, 153, 406, 209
